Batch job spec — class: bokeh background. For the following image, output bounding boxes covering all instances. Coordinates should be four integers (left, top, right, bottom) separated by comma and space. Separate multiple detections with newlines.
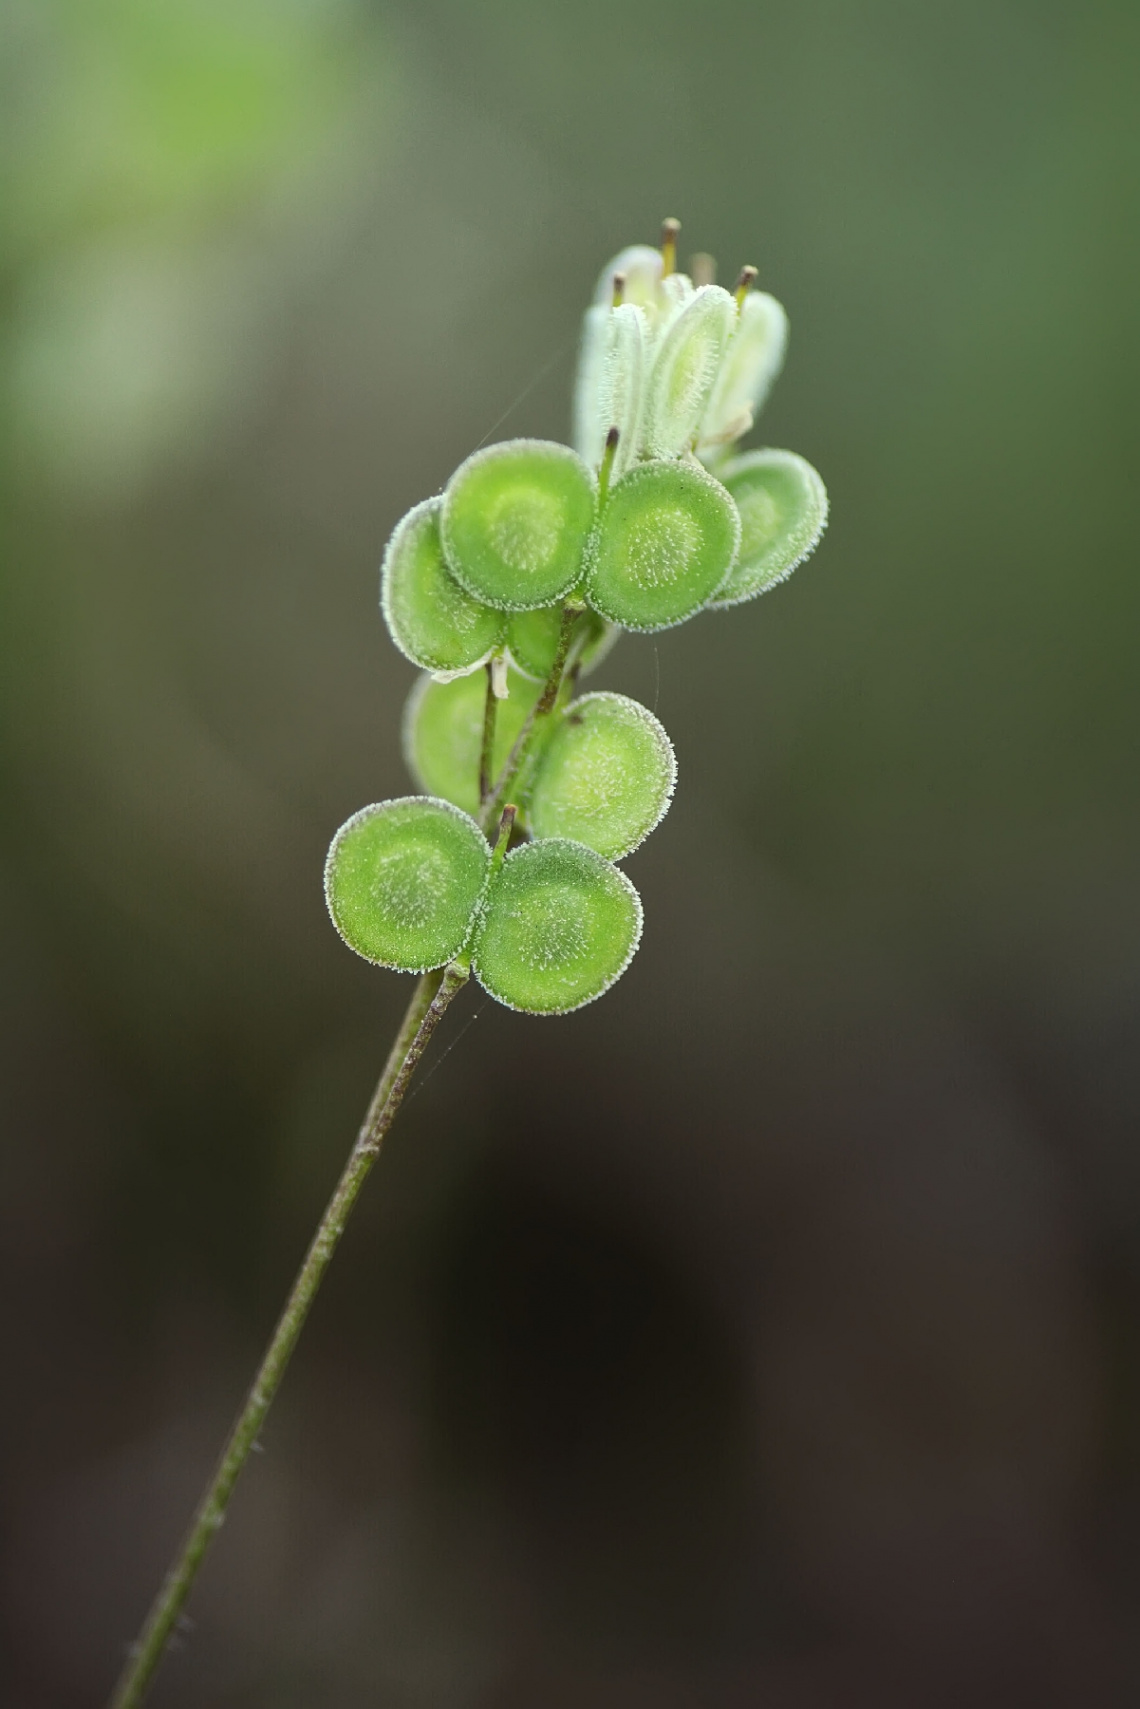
3, 1, 1139, 1703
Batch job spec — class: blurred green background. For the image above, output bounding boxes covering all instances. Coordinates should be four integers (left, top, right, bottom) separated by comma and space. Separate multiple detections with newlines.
3, 0, 1139, 1703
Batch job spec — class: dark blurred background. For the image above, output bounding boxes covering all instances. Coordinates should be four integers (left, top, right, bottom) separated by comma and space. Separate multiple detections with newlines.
3, 0, 1139, 1703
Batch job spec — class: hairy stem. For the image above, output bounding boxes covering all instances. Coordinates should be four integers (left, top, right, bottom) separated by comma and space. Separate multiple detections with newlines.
477, 660, 497, 806
107, 963, 468, 1709
481, 608, 581, 832
536, 606, 581, 716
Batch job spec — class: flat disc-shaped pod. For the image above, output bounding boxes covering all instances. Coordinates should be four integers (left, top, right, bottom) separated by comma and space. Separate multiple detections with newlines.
381, 498, 505, 674
709, 449, 828, 608
441, 439, 596, 612
403, 669, 541, 819
325, 796, 490, 971
585, 459, 740, 631
506, 605, 619, 683
529, 692, 676, 859
473, 838, 642, 1014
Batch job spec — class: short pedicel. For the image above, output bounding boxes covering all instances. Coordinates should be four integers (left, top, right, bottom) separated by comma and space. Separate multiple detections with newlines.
402, 668, 543, 820
506, 605, 618, 683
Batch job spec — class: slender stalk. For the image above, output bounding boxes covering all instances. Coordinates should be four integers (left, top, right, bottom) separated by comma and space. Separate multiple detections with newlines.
108, 963, 468, 1709
535, 606, 581, 716
477, 660, 497, 807
481, 607, 580, 833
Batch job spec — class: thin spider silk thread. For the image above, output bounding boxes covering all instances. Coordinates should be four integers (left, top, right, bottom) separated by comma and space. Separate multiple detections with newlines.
400, 993, 492, 1110
473, 336, 577, 452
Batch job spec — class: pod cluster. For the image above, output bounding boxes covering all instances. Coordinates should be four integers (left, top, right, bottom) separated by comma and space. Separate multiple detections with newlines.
325, 221, 828, 1013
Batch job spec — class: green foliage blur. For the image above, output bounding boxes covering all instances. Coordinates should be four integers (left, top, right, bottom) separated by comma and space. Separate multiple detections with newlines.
3, 1, 1139, 1703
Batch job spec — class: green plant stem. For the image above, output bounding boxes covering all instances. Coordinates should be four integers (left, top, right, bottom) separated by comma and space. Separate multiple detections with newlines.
107, 962, 468, 1709
477, 659, 497, 806
481, 608, 580, 832
536, 606, 581, 716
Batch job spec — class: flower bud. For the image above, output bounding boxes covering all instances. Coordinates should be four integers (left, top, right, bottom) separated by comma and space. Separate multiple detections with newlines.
641, 284, 736, 458
573, 303, 609, 466
697, 291, 787, 455
591, 244, 664, 309
580, 302, 648, 475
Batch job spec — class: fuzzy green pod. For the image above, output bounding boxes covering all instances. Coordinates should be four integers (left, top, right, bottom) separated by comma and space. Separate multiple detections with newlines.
584, 458, 741, 631
641, 284, 736, 459
597, 304, 649, 474
573, 303, 610, 468
528, 692, 676, 859
708, 449, 828, 607
575, 248, 665, 464
441, 439, 596, 612
697, 292, 787, 455
402, 668, 541, 819
472, 838, 643, 1014
381, 498, 505, 675
505, 605, 619, 683
324, 796, 490, 972
652, 270, 696, 343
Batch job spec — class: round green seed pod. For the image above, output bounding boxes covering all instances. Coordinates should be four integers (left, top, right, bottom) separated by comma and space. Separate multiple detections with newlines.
528, 693, 676, 859
708, 449, 828, 608
381, 497, 506, 674
505, 605, 619, 683
325, 796, 490, 972
584, 458, 741, 631
473, 838, 643, 1014
441, 439, 597, 612
402, 668, 541, 819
